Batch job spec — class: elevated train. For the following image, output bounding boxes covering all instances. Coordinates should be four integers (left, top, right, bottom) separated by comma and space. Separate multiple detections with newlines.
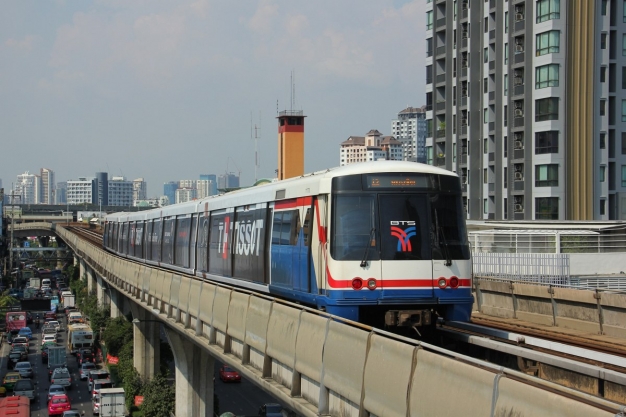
104, 162, 473, 327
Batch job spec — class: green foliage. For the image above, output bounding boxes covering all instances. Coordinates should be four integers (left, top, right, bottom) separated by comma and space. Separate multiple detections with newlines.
116, 340, 143, 410
102, 317, 133, 357
159, 340, 173, 375
140, 373, 175, 417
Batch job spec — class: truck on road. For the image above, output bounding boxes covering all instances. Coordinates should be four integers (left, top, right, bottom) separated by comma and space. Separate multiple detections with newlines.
28, 277, 40, 289
99, 387, 126, 416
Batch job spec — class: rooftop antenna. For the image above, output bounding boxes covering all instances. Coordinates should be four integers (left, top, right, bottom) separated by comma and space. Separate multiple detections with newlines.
253, 112, 261, 182
290, 70, 296, 111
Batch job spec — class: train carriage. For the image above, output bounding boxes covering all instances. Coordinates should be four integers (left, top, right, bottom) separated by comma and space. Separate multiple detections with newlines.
104, 161, 473, 327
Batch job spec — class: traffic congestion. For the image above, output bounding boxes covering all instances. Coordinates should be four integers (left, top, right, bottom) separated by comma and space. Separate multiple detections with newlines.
0, 272, 121, 417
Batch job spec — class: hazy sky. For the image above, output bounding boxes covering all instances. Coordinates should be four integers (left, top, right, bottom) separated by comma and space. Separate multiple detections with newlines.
1, 0, 426, 197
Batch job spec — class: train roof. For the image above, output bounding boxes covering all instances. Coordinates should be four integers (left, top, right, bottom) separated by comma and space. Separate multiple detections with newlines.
106, 161, 457, 221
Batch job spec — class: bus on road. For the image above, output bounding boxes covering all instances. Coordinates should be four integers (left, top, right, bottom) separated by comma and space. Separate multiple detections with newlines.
67, 323, 93, 354
5, 312, 26, 334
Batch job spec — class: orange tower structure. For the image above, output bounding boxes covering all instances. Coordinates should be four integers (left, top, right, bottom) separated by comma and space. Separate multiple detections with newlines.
277, 110, 305, 180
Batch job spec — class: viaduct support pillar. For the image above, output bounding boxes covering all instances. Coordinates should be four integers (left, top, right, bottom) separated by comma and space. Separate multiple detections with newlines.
131, 307, 160, 380
95, 275, 110, 307
109, 288, 123, 318
165, 328, 214, 417
85, 264, 95, 295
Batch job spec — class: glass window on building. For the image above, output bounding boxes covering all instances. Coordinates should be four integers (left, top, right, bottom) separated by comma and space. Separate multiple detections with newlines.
535, 197, 559, 220
536, 30, 560, 56
621, 165, 626, 187
536, 0, 560, 23
622, 132, 626, 153
427, 11, 433, 30
535, 97, 559, 121
600, 165, 607, 182
602, 0, 608, 15
426, 146, 433, 165
535, 164, 559, 187
622, 100, 626, 121
535, 131, 559, 154
601, 199, 606, 215
504, 74, 508, 96
623, 34, 626, 56
483, 198, 488, 214
535, 64, 559, 89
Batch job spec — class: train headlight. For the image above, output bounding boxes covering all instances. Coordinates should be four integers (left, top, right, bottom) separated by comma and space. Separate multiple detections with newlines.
367, 278, 377, 290
437, 278, 447, 289
351, 278, 363, 290
449, 276, 459, 289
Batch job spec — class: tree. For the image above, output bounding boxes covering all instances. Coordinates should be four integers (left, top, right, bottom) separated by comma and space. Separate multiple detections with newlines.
102, 316, 133, 356
140, 373, 175, 417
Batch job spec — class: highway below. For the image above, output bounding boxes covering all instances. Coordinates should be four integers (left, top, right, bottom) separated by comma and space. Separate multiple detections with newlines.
1, 311, 282, 416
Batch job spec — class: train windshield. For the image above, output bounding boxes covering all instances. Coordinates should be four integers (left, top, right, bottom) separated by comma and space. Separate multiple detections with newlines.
331, 173, 469, 261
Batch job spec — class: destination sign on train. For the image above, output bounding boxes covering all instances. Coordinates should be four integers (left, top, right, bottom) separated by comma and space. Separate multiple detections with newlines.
365, 174, 429, 189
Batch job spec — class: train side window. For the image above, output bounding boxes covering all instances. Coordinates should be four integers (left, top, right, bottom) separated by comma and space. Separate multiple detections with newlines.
271, 212, 282, 245
303, 208, 312, 246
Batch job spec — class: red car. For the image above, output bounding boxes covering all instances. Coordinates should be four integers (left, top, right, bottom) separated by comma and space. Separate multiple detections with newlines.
219, 365, 241, 382
48, 394, 71, 415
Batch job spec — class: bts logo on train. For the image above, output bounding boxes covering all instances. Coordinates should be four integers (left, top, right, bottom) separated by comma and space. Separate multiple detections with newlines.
390, 220, 416, 252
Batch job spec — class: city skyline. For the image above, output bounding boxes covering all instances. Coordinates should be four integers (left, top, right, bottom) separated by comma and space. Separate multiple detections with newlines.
0, 1, 425, 191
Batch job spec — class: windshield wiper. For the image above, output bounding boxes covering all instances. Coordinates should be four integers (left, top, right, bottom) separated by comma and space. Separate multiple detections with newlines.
360, 228, 376, 267
434, 211, 452, 266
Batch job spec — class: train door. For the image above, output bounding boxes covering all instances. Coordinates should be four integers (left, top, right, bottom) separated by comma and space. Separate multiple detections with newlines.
377, 194, 434, 299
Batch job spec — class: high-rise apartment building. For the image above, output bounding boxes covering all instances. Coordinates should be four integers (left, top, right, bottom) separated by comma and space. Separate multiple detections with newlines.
339, 129, 404, 165
108, 177, 133, 206
391, 107, 427, 163
425, 0, 625, 220
132, 178, 147, 205
40, 168, 55, 204
175, 188, 197, 204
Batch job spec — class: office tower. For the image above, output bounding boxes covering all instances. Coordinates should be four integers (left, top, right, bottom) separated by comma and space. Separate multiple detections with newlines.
108, 177, 133, 207
15, 172, 38, 204
55, 182, 67, 204
67, 177, 96, 204
163, 182, 178, 206
425, 0, 624, 220
95, 172, 108, 206
217, 173, 240, 190
200, 174, 218, 196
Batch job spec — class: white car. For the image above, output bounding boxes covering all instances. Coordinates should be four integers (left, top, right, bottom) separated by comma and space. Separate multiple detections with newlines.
47, 320, 61, 332
42, 334, 57, 346
14, 361, 33, 378
48, 384, 67, 401
51, 367, 72, 389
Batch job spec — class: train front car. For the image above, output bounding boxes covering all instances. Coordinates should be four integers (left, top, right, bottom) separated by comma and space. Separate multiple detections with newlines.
321, 163, 472, 328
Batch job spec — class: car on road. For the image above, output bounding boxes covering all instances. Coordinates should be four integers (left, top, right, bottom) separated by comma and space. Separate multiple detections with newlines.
11, 336, 29, 351
48, 384, 67, 401
51, 367, 72, 390
61, 411, 81, 417
77, 348, 94, 365
80, 362, 97, 380
7, 352, 23, 370
48, 394, 71, 416
90, 379, 112, 399
48, 363, 67, 381
10, 345, 28, 358
17, 327, 32, 340
14, 362, 33, 379
259, 403, 284, 417
42, 334, 57, 346
2, 372, 21, 390
219, 365, 241, 382
45, 311, 57, 320
92, 394, 101, 415
12, 379, 35, 401
87, 370, 110, 391
47, 320, 61, 332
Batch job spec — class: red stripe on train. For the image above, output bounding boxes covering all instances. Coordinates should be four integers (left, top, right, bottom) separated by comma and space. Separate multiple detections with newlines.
275, 196, 313, 210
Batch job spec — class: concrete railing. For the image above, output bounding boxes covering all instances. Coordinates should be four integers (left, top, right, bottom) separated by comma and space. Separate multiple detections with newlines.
474, 277, 626, 338
17, 223, 626, 416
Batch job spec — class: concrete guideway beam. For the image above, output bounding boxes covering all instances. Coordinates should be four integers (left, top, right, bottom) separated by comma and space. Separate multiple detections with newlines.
165, 327, 215, 417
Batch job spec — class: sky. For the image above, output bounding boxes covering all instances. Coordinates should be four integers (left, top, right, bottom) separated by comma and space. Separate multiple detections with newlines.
0, 0, 426, 198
